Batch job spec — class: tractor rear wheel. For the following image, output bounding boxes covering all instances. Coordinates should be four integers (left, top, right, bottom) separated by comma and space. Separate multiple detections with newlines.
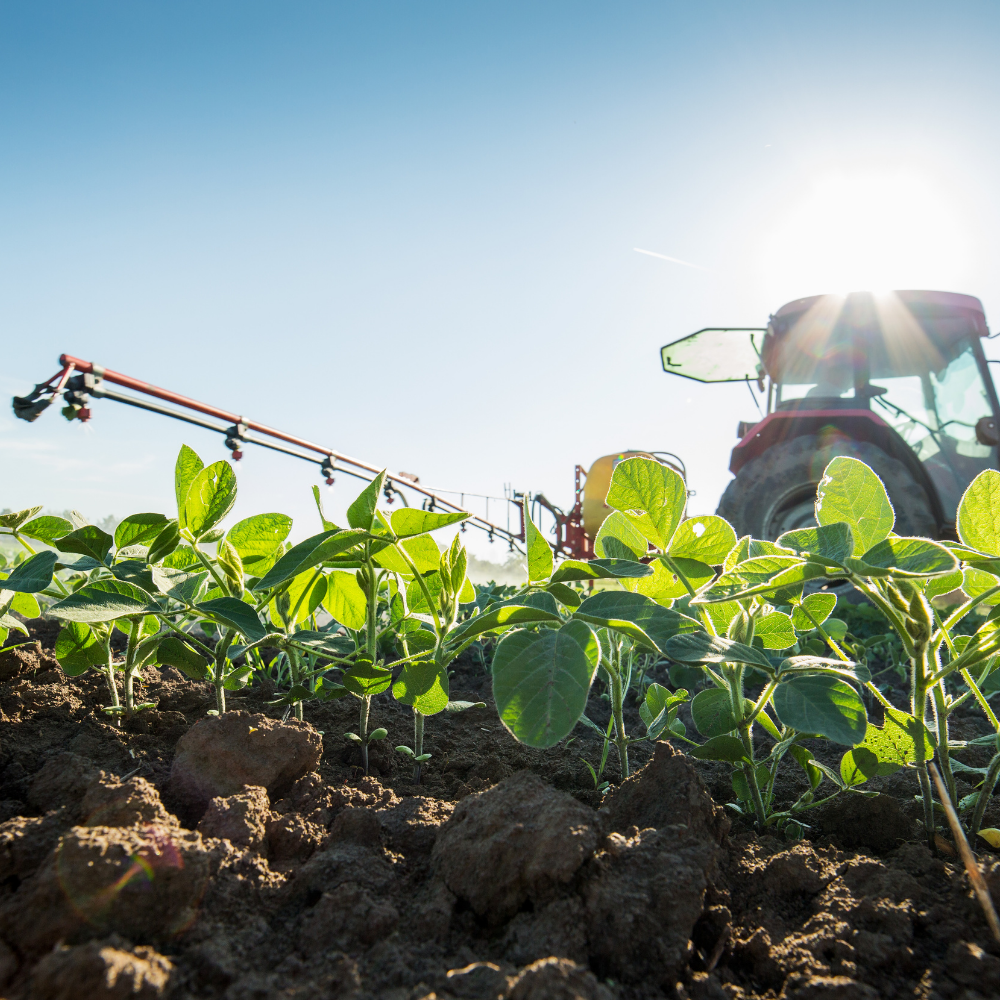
716, 434, 937, 540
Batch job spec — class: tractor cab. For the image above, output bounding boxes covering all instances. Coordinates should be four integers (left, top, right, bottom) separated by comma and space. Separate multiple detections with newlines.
661, 290, 1000, 539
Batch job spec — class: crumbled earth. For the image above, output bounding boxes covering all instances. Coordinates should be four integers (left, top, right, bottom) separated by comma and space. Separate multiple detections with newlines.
1, 620, 999, 999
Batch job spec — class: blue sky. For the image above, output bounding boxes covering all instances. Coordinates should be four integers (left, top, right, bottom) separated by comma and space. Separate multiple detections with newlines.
4, 1, 1000, 559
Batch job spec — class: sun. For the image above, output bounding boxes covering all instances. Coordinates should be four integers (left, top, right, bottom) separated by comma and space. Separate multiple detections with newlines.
757, 169, 971, 302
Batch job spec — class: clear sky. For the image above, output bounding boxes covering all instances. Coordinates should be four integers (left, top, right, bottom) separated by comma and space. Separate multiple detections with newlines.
4, 1, 1000, 560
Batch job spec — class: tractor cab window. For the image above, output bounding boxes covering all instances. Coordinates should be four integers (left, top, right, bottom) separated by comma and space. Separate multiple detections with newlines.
872, 340, 994, 520
770, 324, 855, 407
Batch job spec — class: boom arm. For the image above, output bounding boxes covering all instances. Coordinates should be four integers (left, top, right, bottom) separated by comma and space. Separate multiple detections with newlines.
13, 354, 527, 550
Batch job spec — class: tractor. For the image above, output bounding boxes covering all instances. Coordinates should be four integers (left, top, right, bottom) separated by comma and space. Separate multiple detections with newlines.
661, 290, 1000, 540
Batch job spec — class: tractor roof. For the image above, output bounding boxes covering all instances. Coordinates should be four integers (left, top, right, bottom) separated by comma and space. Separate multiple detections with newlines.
774, 290, 987, 333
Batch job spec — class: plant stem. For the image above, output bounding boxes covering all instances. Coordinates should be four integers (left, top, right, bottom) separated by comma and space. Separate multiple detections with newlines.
101, 629, 121, 715
214, 628, 236, 714
359, 695, 371, 774
123, 618, 140, 719
288, 645, 304, 721
912, 657, 937, 849
610, 664, 629, 779
931, 683, 958, 808
970, 750, 1000, 835
413, 710, 425, 783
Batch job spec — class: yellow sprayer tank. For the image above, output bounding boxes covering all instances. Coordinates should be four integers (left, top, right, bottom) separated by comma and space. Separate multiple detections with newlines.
582, 451, 659, 541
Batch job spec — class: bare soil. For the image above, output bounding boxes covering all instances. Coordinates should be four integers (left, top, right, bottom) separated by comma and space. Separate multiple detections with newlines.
1, 618, 998, 1000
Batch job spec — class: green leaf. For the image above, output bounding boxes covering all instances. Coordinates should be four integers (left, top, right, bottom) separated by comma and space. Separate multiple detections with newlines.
688, 735, 750, 763
788, 745, 824, 789
668, 515, 737, 565
524, 497, 553, 584
772, 675, 867, 745
639, 682, 688, 738
550, 557, 652, 583
963, 566, 1000, 604
390, 508, 469, 538
150, 566, 208, 603
815, 456, 894, 555
839, 707, 935, 786
324, 570, 367, 630
406, 570, 444, 615
634, 557, 715, 601
155, 636, 210, 679
55, 525, 114, 564
342, 658, 392, 697
311, 484, 338, 530
691, 687, 740, 737
174, 444, 205, 511
923, 569, 964, 599
593, 511, 648, 560
271, 571, 327, 627
547, 582, 582, 608
54, 621, 107, 676
9, 592, 40, 619
1, 551, 58, 593
957, 469, 1000, 556
573, 591, 700, 653
446, 601, 564, 645
776, 523, 854, 566
108, 560, 156, 592
227, 513, 293, 575
347, 471, 387, 531
50, 580, 160, 622
755, 611, 796, 650
0, 506, 43, 529
392, 660, 450, 715
693, 556, 821, 603
147, 520, 181, 565
196, 597, 267, 642
856, 537, 958, 578
255, 529, 368, 591
791, 593, 837, 631
114, 513, 170, 551
703, 600, 742, 634
492, 620, 600, 748
18, 515, 73, 544
374, 536, 441, 577
283, 630, 355, 658
664, 632, 774, 671
445, 700, 487, 713
605, 456, 687, 550
180, 461, 238, 538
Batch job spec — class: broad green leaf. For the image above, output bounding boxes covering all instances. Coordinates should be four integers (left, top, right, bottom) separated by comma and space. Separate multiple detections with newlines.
390, 508, 469, 538
492, 620, 599, 748
923, 569, 964, 599
342, 657, 392, 697
669, 516, 737, 565
147, 521, 181, 564
406, 570, 444, 615
639, 682, 688, 738
227, 514, 293, 574
723, 535, 751, 571
963, 566, 1000, 604
155, 636, 210, 679
749, 539, 789, 558
347, 471, 387, 531
18, 515, 73, 544
788, 745, 824, 790
692, 556, 815, 603
957, 469, 1000, 556
688, 735, 750, 763
283, 630, 355, 658
605, 458, 687, 550
755, 611, 795, 650
594, 511, 648, 560
114, 513, 170, 551
150, 566, 208, 603
392, 660, 450, 715
573, 591, 700, 653
10, 592, 40, 619
547, 583, 582, 608
776, 523, 854, 566
324, 570, 367, 630
856, 537, 957, 578
0, 506, 43, 529
55, 525, 114, 563
691, 687, 740, 737
54, 621, 107, 676
703, 600, 742, 634
772, 675, 867, 745
839, 707, 935, 786
524, 498, 553, 584
181, 461, 238, 538
620, 558, 679, 603
446, 601, 564, 645
374, 535, 442, 577
551, 558, 652, 583
665, 631, 774, 671
791, 592, 837, 631
256, 528, 368, 591
272, 570, 326, 627
50, 580, 160, 622
445, 700, 487, 713
815, 456, 894, 555
312, 484, 338, 531
196, 597, 267, 642
1, 551, 58, 593
174, 444, 205, 511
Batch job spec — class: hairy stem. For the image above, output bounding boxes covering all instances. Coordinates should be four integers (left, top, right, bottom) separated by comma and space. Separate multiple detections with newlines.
359, 695, 371, 774
610, 665, 629, 780
123, 618, 140, 719
970, 751, 1000, 835
413, 710, 425, 784
931, 683, 958, 809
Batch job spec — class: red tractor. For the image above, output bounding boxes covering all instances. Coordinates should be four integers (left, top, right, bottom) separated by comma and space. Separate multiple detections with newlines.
662, 290, 1000, 540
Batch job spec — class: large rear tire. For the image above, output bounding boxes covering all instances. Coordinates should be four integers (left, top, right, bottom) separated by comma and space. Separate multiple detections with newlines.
716, 435, 937, 540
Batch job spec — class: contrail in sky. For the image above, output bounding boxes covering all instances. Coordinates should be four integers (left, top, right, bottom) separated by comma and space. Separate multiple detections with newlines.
633, 247, 709, 271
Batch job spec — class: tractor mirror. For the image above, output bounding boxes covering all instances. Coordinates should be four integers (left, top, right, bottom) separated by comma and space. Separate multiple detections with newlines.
976, 416, 999, 447
661, 328, 767, 383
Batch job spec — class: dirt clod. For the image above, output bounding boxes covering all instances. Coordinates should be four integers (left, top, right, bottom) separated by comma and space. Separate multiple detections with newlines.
505, 957, 613, 1000
196, 785, 269, 848
81, 775, 178, 829
432, 770, 599, 923
29, 937, 173, 999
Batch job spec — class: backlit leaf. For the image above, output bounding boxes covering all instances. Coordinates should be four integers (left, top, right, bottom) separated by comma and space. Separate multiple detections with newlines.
18, 515, 73, 544
256, 528, 368, 591
791, 592, 837, 631
815, 456, 894, 555
347, 472, 387, 531
839, 707, 935, 786
594, 511, 648, 560
390, 508, 469, 538
755, 611, 795, 650
669, 515, 737, 565
181, 461, 238, 538
957, 469, 1000, 556
525, 497, 553, 584
324, 570, 367, 630
55, 525, 114, 564
54, 621, 107, 676
392, 660, 450, 715
605, 456, 687, 550
114, 513, 170, 551
174, 444, 205, 511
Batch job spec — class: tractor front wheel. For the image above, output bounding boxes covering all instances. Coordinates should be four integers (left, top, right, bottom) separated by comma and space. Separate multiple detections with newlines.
716, 434, 937, 540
